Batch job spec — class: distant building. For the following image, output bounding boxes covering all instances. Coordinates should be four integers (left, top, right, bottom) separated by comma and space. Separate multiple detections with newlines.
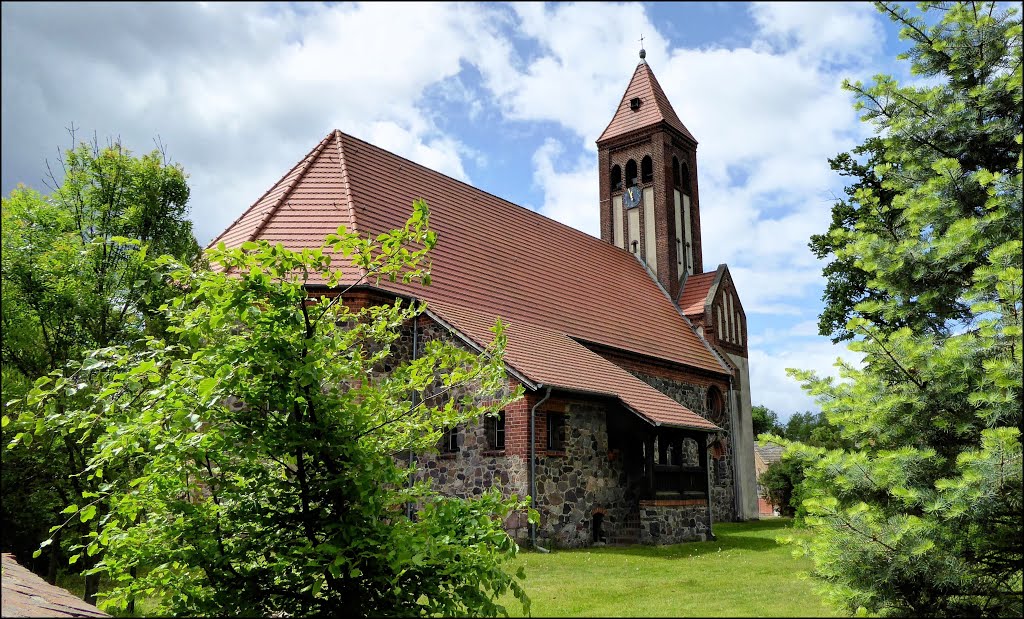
754, 444, 785, 516
211, 51, 758, 546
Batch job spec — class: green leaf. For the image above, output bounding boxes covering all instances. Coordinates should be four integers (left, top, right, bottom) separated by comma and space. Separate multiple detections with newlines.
80, 505, 97, 522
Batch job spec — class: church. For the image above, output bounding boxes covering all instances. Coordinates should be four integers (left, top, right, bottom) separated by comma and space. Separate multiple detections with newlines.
209, 50, 758, 547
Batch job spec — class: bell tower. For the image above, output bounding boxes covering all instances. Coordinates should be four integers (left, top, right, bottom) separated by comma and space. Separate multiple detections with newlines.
597, 48, 703, 300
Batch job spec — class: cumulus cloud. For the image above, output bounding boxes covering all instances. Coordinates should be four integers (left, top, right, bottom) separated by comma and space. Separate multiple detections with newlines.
1, 2, 504, 244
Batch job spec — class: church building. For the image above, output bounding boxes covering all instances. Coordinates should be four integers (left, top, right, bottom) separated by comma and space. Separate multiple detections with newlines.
210, 50, 759, 547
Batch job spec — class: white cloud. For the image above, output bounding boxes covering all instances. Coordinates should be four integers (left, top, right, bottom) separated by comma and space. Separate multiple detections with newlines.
0, 2, 506, 245
749, 339, 864, 418
749, 2, 883, 65
529, 139, 599, 236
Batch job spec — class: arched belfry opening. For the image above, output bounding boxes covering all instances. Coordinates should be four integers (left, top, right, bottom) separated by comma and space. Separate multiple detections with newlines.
625, 159, 638, 186
672, 156, 681, 187
681, 162, 693, 196
640, 156, 653, 184
611, 165, 622, 191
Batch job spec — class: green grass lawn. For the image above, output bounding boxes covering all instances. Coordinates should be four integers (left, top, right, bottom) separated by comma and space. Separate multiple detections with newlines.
502, 518, 843, 618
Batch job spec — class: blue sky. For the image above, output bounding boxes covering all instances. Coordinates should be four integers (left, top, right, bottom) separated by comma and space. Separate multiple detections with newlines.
1, 2, 915, 419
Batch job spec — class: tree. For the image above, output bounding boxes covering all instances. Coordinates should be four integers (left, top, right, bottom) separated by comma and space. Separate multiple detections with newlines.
783, 2, 1022, 616
1, 134, 201, 596
6, 200, 535, 617
758, 457, 804, 518
758, 412, 848, 520
751, 404, 783, 438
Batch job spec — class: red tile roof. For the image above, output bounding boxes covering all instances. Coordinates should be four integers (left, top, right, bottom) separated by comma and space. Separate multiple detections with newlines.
1, 554, 109, 618
678, 270, 719, 316
428, 302, 719, 431
210, 130, 730, 430
597, 62, 696, 144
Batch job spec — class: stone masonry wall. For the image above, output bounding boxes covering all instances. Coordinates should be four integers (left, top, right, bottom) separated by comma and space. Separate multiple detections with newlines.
631, 372, 737, 523
638, 500, 711, 544
532, 401, 640, 548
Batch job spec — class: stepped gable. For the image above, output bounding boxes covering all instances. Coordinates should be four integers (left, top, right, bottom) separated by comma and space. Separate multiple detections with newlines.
428, 301, 719, 431
597, 61, 696, 144
212, 129, 728, 377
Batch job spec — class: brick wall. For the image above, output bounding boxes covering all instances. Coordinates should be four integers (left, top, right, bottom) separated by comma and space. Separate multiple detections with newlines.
597, 125, 704, 299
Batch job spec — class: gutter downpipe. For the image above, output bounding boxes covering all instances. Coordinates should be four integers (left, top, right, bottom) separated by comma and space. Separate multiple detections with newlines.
530, 386, 553, 552
728, 374, 742, 522
706, 430, 716, 542
406, 317, 419, 520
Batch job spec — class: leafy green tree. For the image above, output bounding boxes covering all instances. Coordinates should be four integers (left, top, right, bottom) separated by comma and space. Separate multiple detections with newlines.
2, 134, 200, 596
751, 404, 783, 438
783, 2, 1023, 616
759, 458, 804, 519
6, 200, 534, 617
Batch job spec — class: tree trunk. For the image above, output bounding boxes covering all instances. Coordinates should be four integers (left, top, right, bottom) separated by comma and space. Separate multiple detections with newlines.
46, 529, 61, 585
84, 571, 100, 606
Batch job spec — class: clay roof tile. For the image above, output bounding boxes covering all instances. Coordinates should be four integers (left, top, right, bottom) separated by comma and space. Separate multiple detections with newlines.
597, 62, 695, 144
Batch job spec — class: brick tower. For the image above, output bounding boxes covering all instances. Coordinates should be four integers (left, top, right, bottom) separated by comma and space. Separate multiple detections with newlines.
596, 48, 703, 300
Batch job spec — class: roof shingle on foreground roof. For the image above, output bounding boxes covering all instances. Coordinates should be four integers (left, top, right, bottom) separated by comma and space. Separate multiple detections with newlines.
211, 129, 731, 430
1, 554, 108, 618
428, 302, 719, 432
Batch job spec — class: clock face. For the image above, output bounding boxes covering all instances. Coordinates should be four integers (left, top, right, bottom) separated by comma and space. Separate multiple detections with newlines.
623, 185, 642, 209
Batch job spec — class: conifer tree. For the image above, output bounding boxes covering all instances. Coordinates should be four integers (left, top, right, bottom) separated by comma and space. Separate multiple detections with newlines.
782, 2, 1022, 616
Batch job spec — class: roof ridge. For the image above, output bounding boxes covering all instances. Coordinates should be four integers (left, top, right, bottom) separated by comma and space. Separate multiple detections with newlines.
331, 130, 368, 281
207, 131, 336, 249
333, 129, 634, 260
247, 133, 336, 245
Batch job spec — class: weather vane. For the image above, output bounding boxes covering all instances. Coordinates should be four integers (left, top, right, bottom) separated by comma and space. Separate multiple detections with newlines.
639, 34, 647, 61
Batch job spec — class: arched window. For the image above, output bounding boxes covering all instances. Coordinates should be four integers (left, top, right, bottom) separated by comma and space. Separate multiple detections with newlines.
640, 155, 653, 183
625, 159, 638, 186
706, 387, 726, 426
672, 156, 680, 187
610, 165, 622, 191
680, 163, 692, 195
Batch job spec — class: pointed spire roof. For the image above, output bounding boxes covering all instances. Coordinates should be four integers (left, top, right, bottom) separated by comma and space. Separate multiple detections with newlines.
597, 61, 695, 144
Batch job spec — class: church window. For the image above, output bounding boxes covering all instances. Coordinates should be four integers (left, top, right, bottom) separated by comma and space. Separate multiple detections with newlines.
610, 165, 622, 191
547, 412, 566, 451
681, 162, 693, 195
706, 387, 726, 426
439, 425, 460, 453
672, 156, 681, 187
485, 412, 505, 450
640, 155, 653, 183
625, 159, 638, 186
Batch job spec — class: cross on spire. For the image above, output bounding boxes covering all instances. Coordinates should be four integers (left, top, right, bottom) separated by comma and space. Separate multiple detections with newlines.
639, 34, 647, 61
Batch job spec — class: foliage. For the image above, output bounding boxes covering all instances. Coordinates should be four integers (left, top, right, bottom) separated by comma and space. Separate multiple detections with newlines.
758, 412, 847, 520
6, 199, 535, 617
784, 2, 1023, 617
751, 404, 783, 438
757, 458, 804, 519
1, 135, 200, 589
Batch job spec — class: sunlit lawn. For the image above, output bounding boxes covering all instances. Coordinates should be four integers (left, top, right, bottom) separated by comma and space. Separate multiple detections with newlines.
502, 518, 844, 617
57, 518, 840, 617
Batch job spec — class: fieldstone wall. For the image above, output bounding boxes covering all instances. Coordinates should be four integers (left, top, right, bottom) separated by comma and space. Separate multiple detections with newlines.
638, 500, 711, 544
631, 372, 737, 522
413, 419, 532, 539
532, 402, 640, 548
